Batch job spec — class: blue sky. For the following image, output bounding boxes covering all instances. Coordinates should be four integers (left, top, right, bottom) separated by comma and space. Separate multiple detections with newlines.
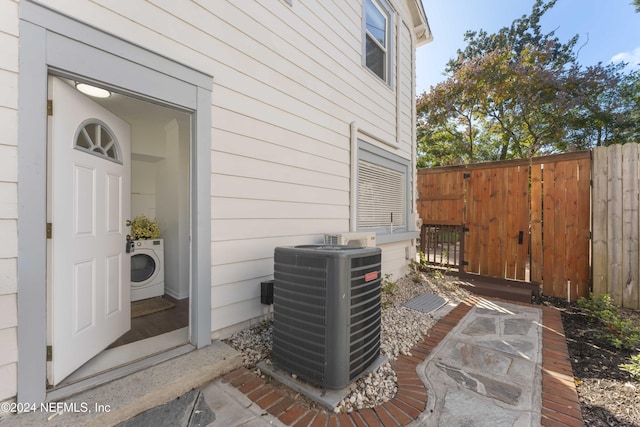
416, 0, 640, 94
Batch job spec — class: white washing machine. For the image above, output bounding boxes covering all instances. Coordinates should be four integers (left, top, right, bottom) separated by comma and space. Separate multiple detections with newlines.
130, 239, 165, 302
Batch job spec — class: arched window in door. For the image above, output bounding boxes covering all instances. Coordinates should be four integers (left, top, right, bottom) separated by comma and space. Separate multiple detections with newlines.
74, 119, 122, 164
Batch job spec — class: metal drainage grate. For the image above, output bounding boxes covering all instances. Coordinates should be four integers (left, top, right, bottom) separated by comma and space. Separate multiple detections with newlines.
403, 293, 447, 314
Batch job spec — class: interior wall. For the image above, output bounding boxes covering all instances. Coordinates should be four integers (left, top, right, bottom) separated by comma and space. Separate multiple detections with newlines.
131, 118, 165, 218
129, 115, 190, 300
156, 119, 190, 299
131, 159, 157, 218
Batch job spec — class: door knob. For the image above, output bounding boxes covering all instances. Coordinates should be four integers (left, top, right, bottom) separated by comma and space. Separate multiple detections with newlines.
125, 219, 132, 227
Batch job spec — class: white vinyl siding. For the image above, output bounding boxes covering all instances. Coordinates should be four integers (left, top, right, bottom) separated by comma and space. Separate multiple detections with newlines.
380, 240, 413, 280
398, 21, 415, 148
0, 0, 18, 401
13, 0, 420, 340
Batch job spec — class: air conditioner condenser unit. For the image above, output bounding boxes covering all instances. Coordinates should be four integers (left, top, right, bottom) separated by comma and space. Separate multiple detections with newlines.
272, 245, 382, 389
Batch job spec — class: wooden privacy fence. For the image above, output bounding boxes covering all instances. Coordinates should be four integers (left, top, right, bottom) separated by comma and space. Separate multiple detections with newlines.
593, 144, 640, 309
417, 151, 592, 302
531, 153, 591, 301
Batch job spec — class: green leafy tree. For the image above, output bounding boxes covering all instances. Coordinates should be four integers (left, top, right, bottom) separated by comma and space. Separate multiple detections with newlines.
565, 65, 640, 147
619, 70, 640, 142
447, 0, 577, 74
417, 69, 483, 166
417, 0, 640, 166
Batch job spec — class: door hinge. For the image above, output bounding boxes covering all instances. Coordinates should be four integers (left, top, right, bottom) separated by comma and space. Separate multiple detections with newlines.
46, 223, 52, 239
47, 100, 53, 116
462, 226, 470, 233
46, 345, 52, 362
463, 173, 471, 179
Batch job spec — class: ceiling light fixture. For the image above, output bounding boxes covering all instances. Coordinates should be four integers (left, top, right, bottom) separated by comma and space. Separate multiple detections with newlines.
75, 82, 111, 98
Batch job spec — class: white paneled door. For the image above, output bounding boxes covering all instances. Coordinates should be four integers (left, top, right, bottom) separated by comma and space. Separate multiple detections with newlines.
48, 77, 131, 386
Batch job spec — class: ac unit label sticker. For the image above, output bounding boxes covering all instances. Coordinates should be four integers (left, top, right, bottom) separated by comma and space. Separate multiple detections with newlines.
364, 271, 379, 282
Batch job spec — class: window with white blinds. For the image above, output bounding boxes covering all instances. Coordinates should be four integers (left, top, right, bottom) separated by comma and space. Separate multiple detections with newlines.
357, 141, 409, 233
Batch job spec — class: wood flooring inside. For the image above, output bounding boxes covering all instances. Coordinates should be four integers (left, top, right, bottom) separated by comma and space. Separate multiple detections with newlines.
109, 295, 189, 349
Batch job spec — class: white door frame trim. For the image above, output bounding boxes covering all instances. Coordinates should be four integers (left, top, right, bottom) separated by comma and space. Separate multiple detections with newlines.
18, 1, 213, 404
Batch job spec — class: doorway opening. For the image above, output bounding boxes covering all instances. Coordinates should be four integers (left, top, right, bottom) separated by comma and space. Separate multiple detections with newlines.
46, 76, 192, 388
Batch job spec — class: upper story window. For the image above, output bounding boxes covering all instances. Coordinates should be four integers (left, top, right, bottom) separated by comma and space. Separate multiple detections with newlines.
363, 0, 393, 84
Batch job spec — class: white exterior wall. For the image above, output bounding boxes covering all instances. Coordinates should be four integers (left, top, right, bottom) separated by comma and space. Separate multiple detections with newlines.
386, 17, 419, 279
4, 1, 424, 398
0, 0, 18, 400
0, 0, 19, 402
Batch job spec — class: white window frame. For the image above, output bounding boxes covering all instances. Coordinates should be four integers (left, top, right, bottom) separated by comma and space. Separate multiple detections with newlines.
357, 140, 409, 235
362, 0, 395, 86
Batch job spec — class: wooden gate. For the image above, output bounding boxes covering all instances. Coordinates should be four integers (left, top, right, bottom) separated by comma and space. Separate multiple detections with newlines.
417, 151, 591, 301
465, 161, 530, 281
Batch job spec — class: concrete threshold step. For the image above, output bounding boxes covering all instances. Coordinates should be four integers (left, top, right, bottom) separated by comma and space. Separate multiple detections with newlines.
0, 341, 242, 427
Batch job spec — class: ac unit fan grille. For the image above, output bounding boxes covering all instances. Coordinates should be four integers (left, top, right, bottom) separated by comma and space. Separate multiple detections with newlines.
272, 246, 381, 389
348, 256, 381, 379
273, 253, 327, 384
